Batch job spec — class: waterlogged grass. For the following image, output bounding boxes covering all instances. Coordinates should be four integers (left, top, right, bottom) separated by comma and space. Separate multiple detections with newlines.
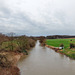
46, 39, 75, 59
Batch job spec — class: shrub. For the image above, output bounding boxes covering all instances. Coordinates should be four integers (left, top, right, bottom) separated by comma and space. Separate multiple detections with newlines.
39, 36, 46, 46
28, 39, 35, 47
70, 43, 75, 49
17, 36, 29, 52
16, 36, 36, 53
30, 36, 37, 41
70, 40, 72, 41
0, 34, 36, 53
39, 36, 45, 43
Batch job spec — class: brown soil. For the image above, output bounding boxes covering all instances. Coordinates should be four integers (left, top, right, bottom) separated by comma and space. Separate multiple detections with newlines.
0, 66, 20, 75
0, 52, 24, 75
45, 45, 64, 54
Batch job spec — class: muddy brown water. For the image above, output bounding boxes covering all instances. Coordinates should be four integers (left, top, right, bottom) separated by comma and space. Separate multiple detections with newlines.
18, 41, 75, 75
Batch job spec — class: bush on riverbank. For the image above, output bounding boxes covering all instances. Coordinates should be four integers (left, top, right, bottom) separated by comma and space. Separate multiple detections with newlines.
70, 43, 75, 49
13, 36, 36, 55
0, 33, 36, 75
39, 36, 46, 46
0, 34, 36, 54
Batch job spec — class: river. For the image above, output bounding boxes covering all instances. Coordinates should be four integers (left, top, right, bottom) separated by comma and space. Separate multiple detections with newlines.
18, 41, 75, 75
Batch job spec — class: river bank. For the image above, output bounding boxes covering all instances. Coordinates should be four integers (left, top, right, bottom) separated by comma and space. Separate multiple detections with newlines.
18, 41, 75, 75
45, 45, 63, 53
45, 44, 75, 59
46, 39, 75, 59
0, 34, 36, 75
0, 51, 24, 75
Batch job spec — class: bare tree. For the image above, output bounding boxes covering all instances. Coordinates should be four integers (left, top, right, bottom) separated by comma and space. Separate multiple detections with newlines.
7, 32, 15, 51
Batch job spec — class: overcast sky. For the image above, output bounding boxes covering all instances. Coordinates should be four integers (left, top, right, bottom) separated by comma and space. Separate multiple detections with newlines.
0, 0, 75, 36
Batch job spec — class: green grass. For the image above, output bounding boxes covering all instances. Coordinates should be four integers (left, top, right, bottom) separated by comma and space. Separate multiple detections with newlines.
46, 39, 75, 59
47, 39, 75, 48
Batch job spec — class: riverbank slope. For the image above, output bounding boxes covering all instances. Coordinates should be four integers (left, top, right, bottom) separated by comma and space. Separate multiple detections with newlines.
0, 51, 24, 75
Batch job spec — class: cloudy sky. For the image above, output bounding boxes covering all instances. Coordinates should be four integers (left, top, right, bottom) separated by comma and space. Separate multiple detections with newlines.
0, 0, 75, 36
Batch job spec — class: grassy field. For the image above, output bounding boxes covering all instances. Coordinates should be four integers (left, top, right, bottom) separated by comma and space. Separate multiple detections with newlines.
46, 39, 75, 59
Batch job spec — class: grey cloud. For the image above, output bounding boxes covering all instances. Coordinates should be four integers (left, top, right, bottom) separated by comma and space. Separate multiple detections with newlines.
0, 7, 46, 35
0, 0, 75, 36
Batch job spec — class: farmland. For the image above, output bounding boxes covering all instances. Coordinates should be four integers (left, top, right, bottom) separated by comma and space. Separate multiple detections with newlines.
46, 39, 75, 59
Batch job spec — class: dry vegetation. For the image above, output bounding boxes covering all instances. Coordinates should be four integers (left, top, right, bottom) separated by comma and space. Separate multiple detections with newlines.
39, 36, 46, 46
0, 33, 36, 75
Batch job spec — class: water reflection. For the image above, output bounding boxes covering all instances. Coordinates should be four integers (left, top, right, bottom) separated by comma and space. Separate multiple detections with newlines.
18, 41, 75, 75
